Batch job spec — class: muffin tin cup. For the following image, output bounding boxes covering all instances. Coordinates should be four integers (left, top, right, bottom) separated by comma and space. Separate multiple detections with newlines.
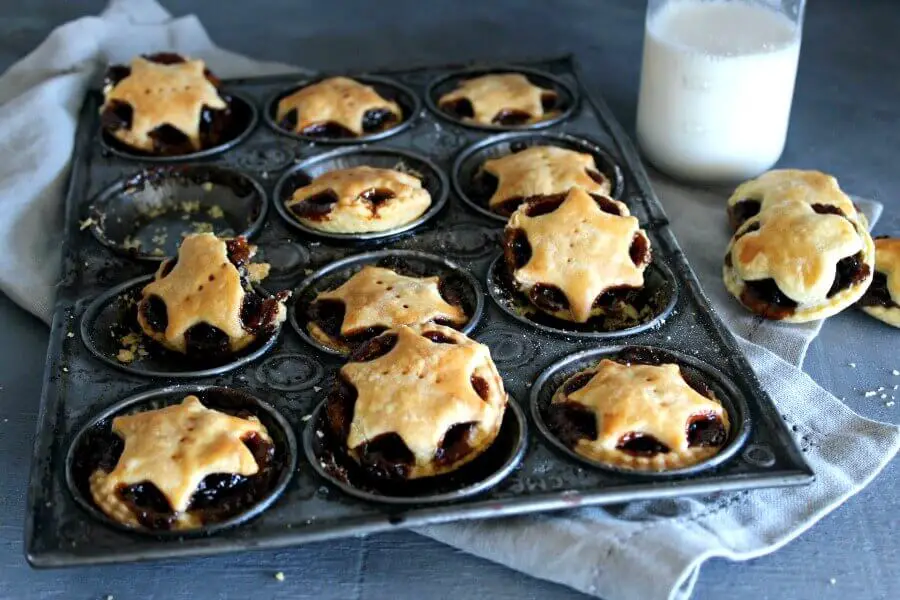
530, 346, 751, 478
65, 385, 297, 537
87, 165, 268, 261
425, 66, 578, 132
99, 92, 259, 162
289, 249, 485, 356
486, 253, 678, 338
452, 131, 626, 224
264, 74, 421, 144
272, 146, 449, 242
80, 275, 285, 378
304, 394, 527, 505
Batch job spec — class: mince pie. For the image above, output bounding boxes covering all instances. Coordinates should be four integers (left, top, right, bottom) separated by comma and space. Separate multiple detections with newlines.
101, 53, 236, 155
503, 187, 651, 323
546, 351, 730, 471
438, 73, 558, 127
479, 146, 612, 217
307, 265, 469, 353
285, 166, 431, 234
727, 169, 863, 232
326, 324, 507, 480
86, 395, 276, 530
276, 77, 402, 138
137, 233, 289, 357
724, 200, 875, 322
858, 237, 900, 328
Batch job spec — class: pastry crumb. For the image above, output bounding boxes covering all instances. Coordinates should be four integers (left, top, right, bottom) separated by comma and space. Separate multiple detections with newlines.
315, 430, 324, 439
201, 182, 214, 192
116, 349, 135, 363
191, 221, 215, 235
829, 578, 836, 586
151, 233, 167, 246
313, 386, 321, 392
180, 200, 201, 213
301, 414, 312, 422
247, 262, 271, 283
151, 247, 165, 256
886, 401, 895, 407
67, 332, 74, 338
79, 217, 97, 231
848, 362, 856, 368
864, 391, 877, 397
62, 367, 68, 373
122, 236, 141, 251
893, 369, 900, 376
207, 205, 225, 219
274, 572, 285, 582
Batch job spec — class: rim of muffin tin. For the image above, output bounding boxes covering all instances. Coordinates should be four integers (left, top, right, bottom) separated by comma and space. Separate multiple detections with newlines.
303, 394, 527, 505
530, 346, 751, 477
289, 249, 486, 356
485, 253, 678, 339
87, 164, 269, 262
263, 74, 421, 144
425, 65, 579, 132
272, 146, 449, 242
99, 91, 259, 162
451, 131, 627, 224
65, 384, 297, 537
79, 274, 285, 378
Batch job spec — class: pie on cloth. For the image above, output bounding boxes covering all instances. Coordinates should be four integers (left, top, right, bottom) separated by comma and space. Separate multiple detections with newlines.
325, 324, 507, 480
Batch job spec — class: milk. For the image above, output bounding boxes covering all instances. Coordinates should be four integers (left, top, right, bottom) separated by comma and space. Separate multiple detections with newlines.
636, 0, 801, 182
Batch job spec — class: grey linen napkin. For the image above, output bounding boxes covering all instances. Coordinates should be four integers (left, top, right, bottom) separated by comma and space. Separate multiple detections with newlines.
1, 2, 897, 600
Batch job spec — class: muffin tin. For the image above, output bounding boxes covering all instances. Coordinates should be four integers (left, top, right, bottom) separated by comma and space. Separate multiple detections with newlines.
25, 55, 812, 567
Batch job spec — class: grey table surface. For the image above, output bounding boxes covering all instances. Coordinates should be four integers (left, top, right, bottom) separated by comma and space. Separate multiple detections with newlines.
1, 1, 899, 599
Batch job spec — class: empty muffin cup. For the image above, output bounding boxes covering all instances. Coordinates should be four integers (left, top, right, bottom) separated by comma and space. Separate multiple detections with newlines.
530, 346, 750, 477
272, 146, 448, 242
290, 249, 485, 356
66, 385, 296, 536
87, 165, 267, 261
486, 254, 677, 338
80, 275, 285, 378
426, 66, 577, 132
452, 131, 626, 223
265, 74, 420, 144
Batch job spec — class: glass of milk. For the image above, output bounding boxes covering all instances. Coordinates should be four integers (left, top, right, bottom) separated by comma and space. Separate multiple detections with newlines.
636, 0, 805, 183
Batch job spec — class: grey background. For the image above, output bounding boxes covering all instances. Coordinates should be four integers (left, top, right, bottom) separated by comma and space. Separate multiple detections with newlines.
1, 1, 898, 599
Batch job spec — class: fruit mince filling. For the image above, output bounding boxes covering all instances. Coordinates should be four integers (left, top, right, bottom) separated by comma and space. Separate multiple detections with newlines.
858, 271, 896, 308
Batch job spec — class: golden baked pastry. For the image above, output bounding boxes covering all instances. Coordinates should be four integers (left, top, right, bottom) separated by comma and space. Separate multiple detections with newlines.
503, 187, 651, 323
438, 73, 558, 126
275, 76, 402, 138
858, 237, 900, 327
137, 233, 288, 356
326, 325, 507, 480
480, 146, 612, 216
547, 355, 730, 471
727, 169, 863, 232
101, 53, 231, 155
306, 265, 469, 353
723, 200, 875, 322
88, 395, 275, 530
285, 166, 431, 234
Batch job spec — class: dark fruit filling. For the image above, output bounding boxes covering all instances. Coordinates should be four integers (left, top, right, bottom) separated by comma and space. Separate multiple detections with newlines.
440, 98, 474, 119
727, 199, 761, 231
504, 228, 532, 269
159, 258, 178, 277
563, 372, 595, 395
184, 323, 230, 357
360, 188, 396, 213
100, 100, 133, 132
72, 400, 279, 531
545, 402, 597, 448
349, 333, 399, 362
858, 272, 896, 308
141, 295, 168, 332
289, 191, 338, 221
361, 108, 400, 133
530, 283, 569, 313
434, 423, 477, 467
686, 413, 727, 447
616, 433, 670, 456
286, 107, 399, 139
827, 252, 870, 297
225, 237, 252, 268
470, 375, 490, 400
811, 203, 845, 217
492, 109, 532, 126
630, 234, 651, 266
422, 330, 458, 344
586, 169, 608, 186
355, 433, 414, 480
540, 92, 558, 112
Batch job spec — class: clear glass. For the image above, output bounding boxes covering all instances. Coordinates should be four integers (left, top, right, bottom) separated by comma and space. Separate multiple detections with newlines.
636, 0, 806, 183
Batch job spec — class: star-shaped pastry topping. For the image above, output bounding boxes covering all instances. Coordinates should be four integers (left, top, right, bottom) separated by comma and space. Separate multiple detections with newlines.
103, 56, 227, 150
140, 234, 247, 352
874, 238, 900, 301
439, 73, 554, 124
483, 146, 610, 209
276, 76, 401, 136
728, 169, 856, 217
342, 326, 499, 463
562, 360, 727, 453
91, 395, 269, 513
315, 266, 467, 335
731, 200, 864, 304
508, 187, 647, 322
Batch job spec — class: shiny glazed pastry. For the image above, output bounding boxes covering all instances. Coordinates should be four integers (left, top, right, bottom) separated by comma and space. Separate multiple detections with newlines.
137, 233, 288, 356
723, 199, 875, 322
284, 166, 431, 234
275, 76, 402, 138
502, 187, 651, 323
857, 237, 900, 327
438, 73, 559, 126
325, 325, 507, 480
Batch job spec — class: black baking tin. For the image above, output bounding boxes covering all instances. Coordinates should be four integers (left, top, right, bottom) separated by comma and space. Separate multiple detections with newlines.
65, 385, 297, 537
271, 146, 449, 242
264, 74, 420, 144
26, 55, 812, 568
452, 131, 626, 223
88, 164, 268, 261
289, 249, 485, 356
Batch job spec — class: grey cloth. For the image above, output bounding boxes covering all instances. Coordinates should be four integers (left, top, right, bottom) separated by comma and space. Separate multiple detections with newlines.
0, 2, 896, 600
